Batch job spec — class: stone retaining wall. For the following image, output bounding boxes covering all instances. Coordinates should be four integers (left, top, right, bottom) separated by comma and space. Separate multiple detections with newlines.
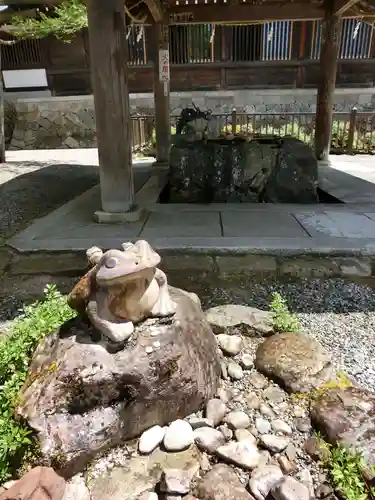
0, 247, 373, 300
6, 88, 375, 150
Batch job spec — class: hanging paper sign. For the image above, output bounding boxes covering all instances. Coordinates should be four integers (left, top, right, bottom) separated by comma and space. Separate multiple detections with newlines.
163, 81, 169, 97
159, 49, 170, 83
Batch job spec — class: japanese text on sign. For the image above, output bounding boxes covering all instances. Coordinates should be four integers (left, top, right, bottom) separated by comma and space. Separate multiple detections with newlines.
159, 49, 170, 83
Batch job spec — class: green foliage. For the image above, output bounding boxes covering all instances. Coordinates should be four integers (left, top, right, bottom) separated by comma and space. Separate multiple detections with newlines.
10, 0, 87, 41
269, 291, 300, 333
322, 442, 375, 500
0, 284, 75, 481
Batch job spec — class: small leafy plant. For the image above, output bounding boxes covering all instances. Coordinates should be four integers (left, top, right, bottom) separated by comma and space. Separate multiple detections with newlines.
0, 284, 75, 481
269, 291, 300, 333
321, 442, 375, 500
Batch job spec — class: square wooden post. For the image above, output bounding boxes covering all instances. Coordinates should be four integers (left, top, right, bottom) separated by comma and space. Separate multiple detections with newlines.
87, 0, 138, 222
314, 0, 342, 162
153, 19, 171, 166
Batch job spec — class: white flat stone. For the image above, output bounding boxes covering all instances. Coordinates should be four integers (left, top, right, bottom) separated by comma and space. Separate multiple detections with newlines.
163, 420, 194, 451
139, 425, 166, 454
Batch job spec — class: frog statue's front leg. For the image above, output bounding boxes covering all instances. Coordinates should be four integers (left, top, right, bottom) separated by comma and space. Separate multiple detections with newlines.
151, 268, 177, 317
86, 290, 134, 343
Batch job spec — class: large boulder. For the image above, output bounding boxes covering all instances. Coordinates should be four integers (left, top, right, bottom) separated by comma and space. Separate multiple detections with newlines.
0, 467, 66, 500
255, 332, 333, 393
167, 136, 318, 203
15, 286, 220, 477
311, 386, 375, 465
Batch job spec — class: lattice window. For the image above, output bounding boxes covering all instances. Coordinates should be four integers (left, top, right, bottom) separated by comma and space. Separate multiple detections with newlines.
262, 21, 293, 61
310, 19, 374, 59
169, 24, 215, 64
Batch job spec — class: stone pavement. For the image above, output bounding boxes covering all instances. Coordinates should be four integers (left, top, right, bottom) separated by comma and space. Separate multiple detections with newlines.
4, 150, 375, 278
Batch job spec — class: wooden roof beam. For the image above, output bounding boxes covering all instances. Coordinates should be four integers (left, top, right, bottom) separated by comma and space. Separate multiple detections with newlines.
333, 0, 361, 16
167, 2, 324, 24
143, 0, 164, 21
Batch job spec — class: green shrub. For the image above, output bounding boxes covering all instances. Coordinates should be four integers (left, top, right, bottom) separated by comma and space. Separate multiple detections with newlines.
322, 442, 375, 500
0, 284, 75, 481
269, 291, 300, 333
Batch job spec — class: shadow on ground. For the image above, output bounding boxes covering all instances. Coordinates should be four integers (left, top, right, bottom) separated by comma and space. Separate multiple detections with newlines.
0, 162, 151, 241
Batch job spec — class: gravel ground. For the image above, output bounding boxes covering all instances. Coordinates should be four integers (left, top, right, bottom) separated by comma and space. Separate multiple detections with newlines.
192, 276, 375, 392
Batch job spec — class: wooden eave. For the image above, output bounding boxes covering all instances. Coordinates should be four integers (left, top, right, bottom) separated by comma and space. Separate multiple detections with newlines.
1, 0, 375, 25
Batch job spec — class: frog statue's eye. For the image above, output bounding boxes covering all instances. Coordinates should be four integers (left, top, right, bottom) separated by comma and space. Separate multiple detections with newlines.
105, 256, 118, 269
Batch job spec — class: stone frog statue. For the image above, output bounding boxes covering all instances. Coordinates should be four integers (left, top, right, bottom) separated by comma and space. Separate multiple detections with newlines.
68, 240, 177, 344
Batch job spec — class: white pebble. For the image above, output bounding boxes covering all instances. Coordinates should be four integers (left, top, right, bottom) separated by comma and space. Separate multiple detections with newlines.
145, 346, 153, 354
153, 341, 161, 349
139, 425, 166, 454
163, 419, 194, 451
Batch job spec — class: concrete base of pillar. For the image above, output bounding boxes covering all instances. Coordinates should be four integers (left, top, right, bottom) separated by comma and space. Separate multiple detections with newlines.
94, 206, 144, 224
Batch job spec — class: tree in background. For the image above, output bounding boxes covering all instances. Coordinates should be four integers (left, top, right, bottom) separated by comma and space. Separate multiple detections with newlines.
7, 0, 87, 42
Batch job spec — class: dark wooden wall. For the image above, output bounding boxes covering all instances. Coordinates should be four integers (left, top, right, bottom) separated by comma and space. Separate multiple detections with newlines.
2, 23, 375, 96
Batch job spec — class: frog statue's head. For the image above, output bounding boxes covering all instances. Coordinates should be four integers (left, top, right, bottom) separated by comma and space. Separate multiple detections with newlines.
89, 240, 161, 287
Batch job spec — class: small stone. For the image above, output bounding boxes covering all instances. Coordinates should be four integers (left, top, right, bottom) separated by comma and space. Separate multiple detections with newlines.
233, 393, 245, 403
206, 398, 227, 427
271, 420, 293, 436
137, 493, 159, 500
218, 425, 233, 441
293, 406, 306, 418
246, 392, 261, 410
249, 372, 268, 389
256, 418, 271, 434
258, 450, 271, 469
270, 476, 309, 500
139, 425, 166, 454
235, 429, 257, 443
161, 465, 199, 495
2, 481, 16, 490
217, 334, 243, 356
297, 469, 314, 499
304, 437, 330, 462
315, 483, 333, 499
259, 403, 276, 418
240, 354, 254, 369
220, 361, 228, 380
277, 455, 297, 474
285, 443, 297, 461
249, 465, 283, 500
259, 434, 289, 453
216, 440, 261, 470
217, 387, 232, 404
226, 410, 250, 430
188, 417, 213, 429
294, 417, 311, 433
163, 420, 194, 452
200, 452, 211, 472
228, 361, 243, 380
63, 474, 91, 500
194, 427, 225, 453
153, 341, 161, 349
145, 346, 153, 354
249, 426, 259, 438
263, 386, 286, 403
196, 463, 255, 500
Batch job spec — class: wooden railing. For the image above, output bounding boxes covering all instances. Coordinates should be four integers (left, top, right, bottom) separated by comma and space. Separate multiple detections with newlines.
131, 108, 375, 154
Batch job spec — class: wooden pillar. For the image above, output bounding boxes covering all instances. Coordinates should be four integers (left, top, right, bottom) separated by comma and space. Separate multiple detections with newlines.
314, 0, 342, 161
153, 19, 171, 165
0, 47, 5, 164
86, 0, 135, 220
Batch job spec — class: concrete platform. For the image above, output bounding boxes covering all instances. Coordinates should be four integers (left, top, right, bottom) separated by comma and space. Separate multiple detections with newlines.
5, 151, 375, 280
